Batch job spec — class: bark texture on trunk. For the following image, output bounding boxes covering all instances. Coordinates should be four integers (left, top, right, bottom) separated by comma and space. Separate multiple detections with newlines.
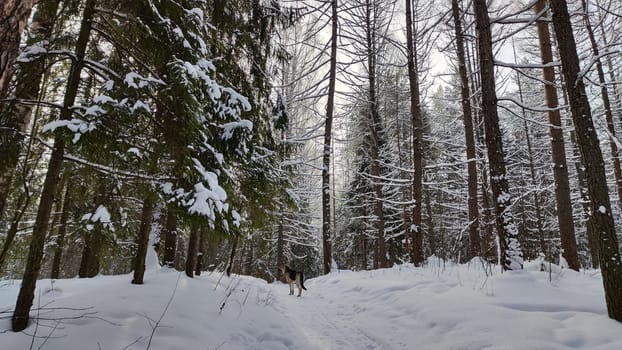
322, 0, 338, 274
132, 196, 155, 284
0, 0, 60, 220
162, 208, 178, 268
365, 0, 386, 269
534, 0, 579, 271
451, 0, 480, 259
581, 0, 622, 213
11, 0, 96, 331
51, 175, 72, 279
404, 0, 424, 266
185, 225, 199, 278
0, 0, 35, 97
551, 0, 622, 321
473, 0, 523, 270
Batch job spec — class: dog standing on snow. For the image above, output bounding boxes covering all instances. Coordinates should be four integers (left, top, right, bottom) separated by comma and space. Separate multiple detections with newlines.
279, 265, 307, 297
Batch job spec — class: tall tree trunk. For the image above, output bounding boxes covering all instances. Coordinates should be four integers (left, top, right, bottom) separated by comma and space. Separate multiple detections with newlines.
0, 0, 35, 97
551, 0, 622, 321
512, 40, 546, 258
582, 0, 622, 213
472, 0, 523, 270
560, 79, 598, 268
162, 208, 178, 268
451, 0, 480, 259
195, 227, 206, 276
131, 195, 155, 284
404, 0, 424, 266
322, 0, 338, 274
185, 225, 199, 278
365, 0, 386, 269
11, 0, 95, 331
395, 74, 411, 254
534, 0, 579, 270
50, 174, 72, 279
0, 0, 60, 221
466, 31, 495, 261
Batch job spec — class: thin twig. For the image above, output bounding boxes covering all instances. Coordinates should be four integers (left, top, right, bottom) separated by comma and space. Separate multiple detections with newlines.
146, 272, 182, 350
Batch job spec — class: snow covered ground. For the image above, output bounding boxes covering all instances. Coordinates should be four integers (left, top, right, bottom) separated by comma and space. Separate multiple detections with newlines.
1, 259, 621, 350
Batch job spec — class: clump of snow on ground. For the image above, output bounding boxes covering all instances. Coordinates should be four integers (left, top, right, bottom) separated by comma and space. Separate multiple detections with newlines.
1, 259, 620, 350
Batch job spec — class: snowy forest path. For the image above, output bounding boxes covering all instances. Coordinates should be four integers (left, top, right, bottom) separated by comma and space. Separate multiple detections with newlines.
270, 278, 397, 350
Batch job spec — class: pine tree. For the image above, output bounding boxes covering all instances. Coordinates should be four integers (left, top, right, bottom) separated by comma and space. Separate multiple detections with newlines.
12, 0, 97, 331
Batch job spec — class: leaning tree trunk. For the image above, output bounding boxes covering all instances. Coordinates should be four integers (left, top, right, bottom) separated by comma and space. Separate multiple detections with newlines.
533, 0, 579, 271
11, 0, 96, 332
404, 0, 425, 266
582, 0, 622, 213
451, 0, 480, 259
322, 0, 338, 274
472, 0, 523, 270
0, 0, 60, 221
551, 0, 622, 322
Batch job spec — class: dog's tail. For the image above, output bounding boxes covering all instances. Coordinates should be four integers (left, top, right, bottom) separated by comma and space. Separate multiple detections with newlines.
301, 272, 307, 290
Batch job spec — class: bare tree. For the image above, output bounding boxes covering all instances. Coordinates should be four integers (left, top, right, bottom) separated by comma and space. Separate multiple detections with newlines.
404, 0, 425, 265
451, 0, 480, 259
472, 0, 523, 270
322, 0, 339, 274
533, 0, 579, 271
550, 0, 622, 321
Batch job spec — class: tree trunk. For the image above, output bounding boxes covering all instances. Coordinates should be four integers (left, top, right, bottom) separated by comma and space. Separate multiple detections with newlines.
0, 0, 35, 97
185, 225, 199, 278
473, 0, 523, 270
561, 81, 598, 268
132, 195, 155, 284
533, 0, 579, 270
162, 208, 178, 268
322, 0, 338, 274
50, 175, 72, 279
466, 31, 495, 261
195, 227, 206, 276
365, 0, 386, 269
404, 0, 424, 266
226, 235, 238, 276
395, 75, 411, 254
551, 0, 622, 321
451, 0, 480, 259
582, 0, 622, 213
0, 0, 60, 220
11, 0, 95, 332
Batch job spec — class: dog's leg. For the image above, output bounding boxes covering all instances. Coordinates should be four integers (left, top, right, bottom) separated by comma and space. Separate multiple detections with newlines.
289, 281, 294, 295
295, 275, 302, 297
